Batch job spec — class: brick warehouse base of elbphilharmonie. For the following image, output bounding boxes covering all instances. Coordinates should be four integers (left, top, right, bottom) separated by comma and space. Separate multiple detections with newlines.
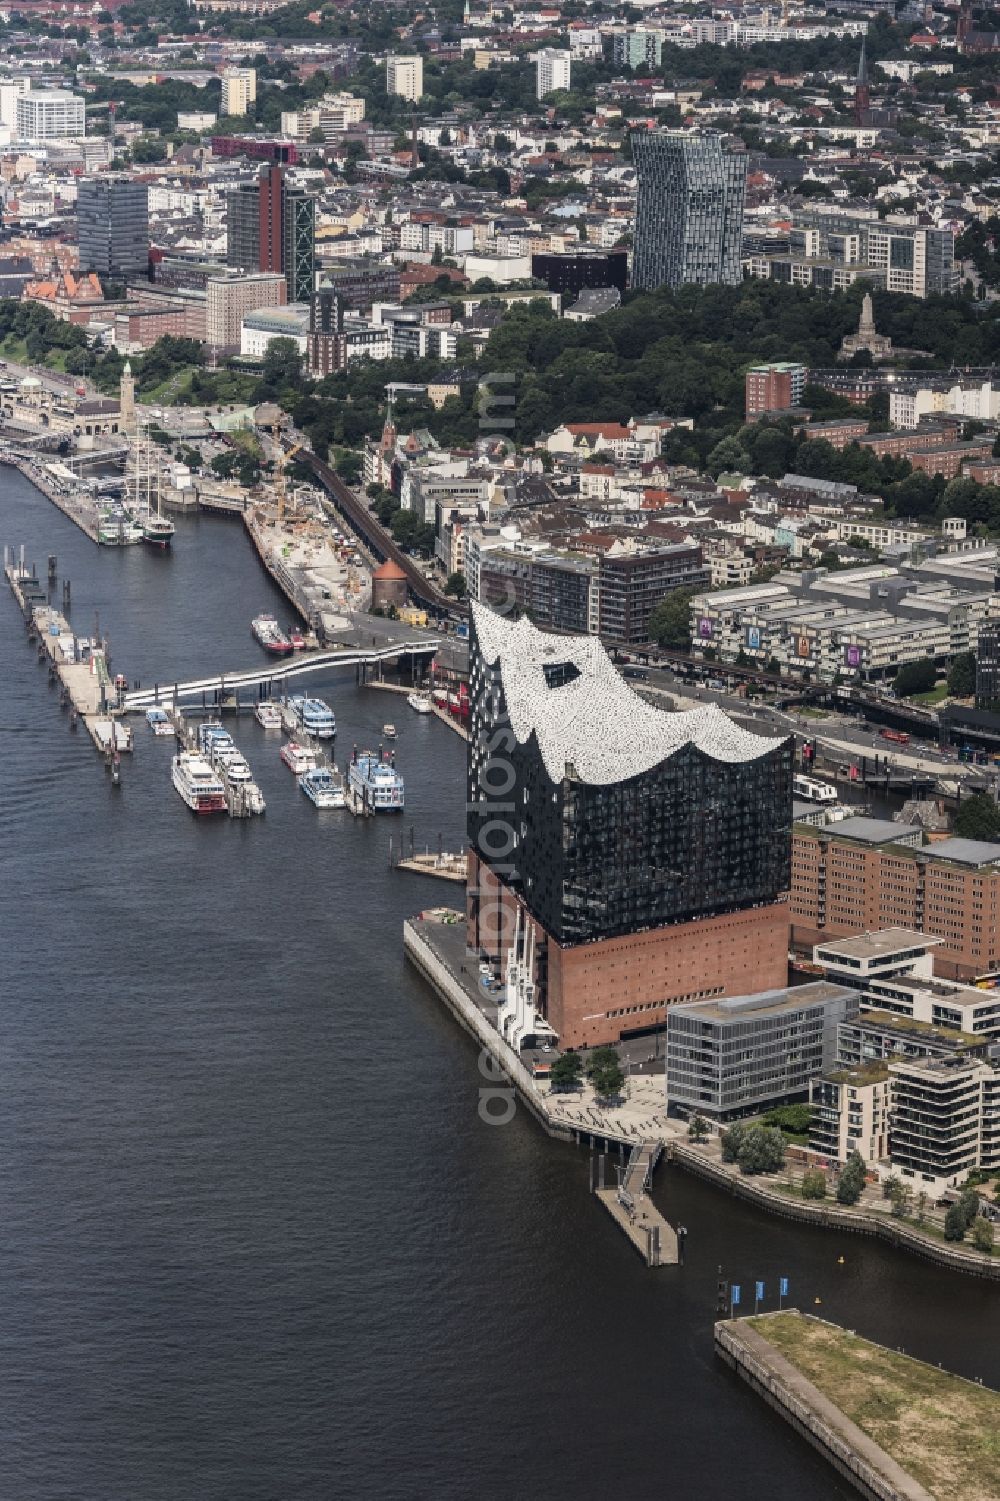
465, 604, 794, 1050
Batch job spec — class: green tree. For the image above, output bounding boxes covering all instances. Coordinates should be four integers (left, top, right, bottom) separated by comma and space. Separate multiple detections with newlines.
688, 1114, 709, 1142
648, 588, 696, 651
261, 336, 302, 390
735, 1125, 786, 1177
890, 1183, 911, 1218
947, 651, 976, 697
762, 1103, 812, 1137
587, 1046, 625, 1101
444, 571, 467, 598
893, 658, 937, 696
801, 1168, 827, 1200
944, 1202, 968, 1241
836, 1150, 867, 1205
972, 1216, 995, 1254
954, 793, 1000, 842
549, 1050, 583, 1090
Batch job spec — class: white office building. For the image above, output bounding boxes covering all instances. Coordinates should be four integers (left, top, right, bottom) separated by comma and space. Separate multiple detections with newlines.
220, 68, 257, 117
534, 49, 571, 100
16, 90, 86, 141
386, 55, 424, 101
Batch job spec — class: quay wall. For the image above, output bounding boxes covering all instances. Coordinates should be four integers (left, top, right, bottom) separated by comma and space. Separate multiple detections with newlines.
403, 920, 574, 1143
1, 454, 99, 542
243, 513, 311, 627
672, 1143, 1000, 1282
715, 1318, 934, 1501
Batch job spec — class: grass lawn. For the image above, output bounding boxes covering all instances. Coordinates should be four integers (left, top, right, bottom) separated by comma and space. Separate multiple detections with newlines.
913, 686, 948, 705
0, 335, 69, 372
746, 1312, 1000, 1500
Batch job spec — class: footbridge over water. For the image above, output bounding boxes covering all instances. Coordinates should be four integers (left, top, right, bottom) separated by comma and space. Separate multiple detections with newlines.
121, 639, 441, 711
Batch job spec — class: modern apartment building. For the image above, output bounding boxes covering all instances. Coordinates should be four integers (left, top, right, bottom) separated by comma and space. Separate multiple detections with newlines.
226, 164, 315, 303
888, 1054, 1000, 1191
792, 830, 1000, 980
666, 982, 858, 1121
597, 542, 708, 646
809, 1062, 892, 1164
386, 54, 424, 101
220, 67, 257, 117
467, 605, 794, 1047
632, 131, 747, 291
612, 28, 663, 68
16, 90, 85, 140
534, 48, 571, 99
745, 209, 956, 300
77, 177, 149, 279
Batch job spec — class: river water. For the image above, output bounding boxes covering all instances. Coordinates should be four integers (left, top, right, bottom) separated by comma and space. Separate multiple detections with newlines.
2, 467, 999, 1501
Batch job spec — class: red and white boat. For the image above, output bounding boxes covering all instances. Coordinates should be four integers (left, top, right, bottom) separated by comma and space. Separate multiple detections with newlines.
289, 627, 306, 651
280, 740, 318, 774
252, 613, 293, 656
171, 752, 227, 814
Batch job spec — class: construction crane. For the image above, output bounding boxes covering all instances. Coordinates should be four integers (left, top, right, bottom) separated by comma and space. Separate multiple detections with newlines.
277, 437, 305, 523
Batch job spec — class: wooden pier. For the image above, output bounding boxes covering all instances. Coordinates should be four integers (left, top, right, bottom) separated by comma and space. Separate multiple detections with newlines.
593, 1141, 679, 1266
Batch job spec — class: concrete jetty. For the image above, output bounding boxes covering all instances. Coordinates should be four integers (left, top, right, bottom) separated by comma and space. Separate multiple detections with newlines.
716, 1312, 998, 1501
1, 451, 102, 543
5, 552, 131, 766
594, 1141, 678, 1266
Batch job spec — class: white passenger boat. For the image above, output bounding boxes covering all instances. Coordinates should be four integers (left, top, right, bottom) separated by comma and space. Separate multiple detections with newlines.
793, 773, 838, 804
382, 723, 397, 739
299, 766, 346, 808
348, 748, 404, 811
171, 752, 226, 814
288, 694, 336, 738
146, 707, 174, 736
255, 701, 283, 730
407, 693, 433, 714
280, 740, 318, 774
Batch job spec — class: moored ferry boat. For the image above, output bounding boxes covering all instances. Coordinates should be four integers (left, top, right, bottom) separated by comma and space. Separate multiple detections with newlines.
251, 613, 293, 656
348, 747, 404, 811
146, 707, 173, 736
299, 766, 346, 809
793, 773, 838, 804
288, 694, 336, 738
171, 752, 226, 814
280, 740, 318, 774
255, 701, 283, 729
407, 693, 433, 714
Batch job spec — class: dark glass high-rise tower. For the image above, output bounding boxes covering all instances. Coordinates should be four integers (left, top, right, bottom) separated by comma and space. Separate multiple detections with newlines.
226, 164, 315, 304
631, 130, 747, 291
77, 177, 149, 279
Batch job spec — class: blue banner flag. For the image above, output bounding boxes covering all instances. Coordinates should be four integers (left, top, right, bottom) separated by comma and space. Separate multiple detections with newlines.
779, 1277, 789, 1297
731, 1284, 741, 1306
756, 1281, 765, 1303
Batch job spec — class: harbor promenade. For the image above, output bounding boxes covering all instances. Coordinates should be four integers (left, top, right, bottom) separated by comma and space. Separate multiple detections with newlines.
405, 911, 681, 1152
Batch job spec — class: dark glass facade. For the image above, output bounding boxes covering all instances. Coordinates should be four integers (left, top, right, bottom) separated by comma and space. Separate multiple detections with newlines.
77, 177, 149, 278
467, 615, 793, 945
530, 250, 629, 298
632, 131, 747, 292
977, 620, 1000, 714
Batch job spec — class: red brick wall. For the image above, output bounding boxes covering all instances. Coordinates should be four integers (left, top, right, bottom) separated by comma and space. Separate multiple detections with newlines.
466, 852, 790, 1048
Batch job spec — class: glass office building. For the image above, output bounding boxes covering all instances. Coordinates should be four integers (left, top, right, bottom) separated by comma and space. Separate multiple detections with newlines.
226, 164, 315, 304
467, 604, 792, 946
631, 130, 747, 291
77, 177, 149, 278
